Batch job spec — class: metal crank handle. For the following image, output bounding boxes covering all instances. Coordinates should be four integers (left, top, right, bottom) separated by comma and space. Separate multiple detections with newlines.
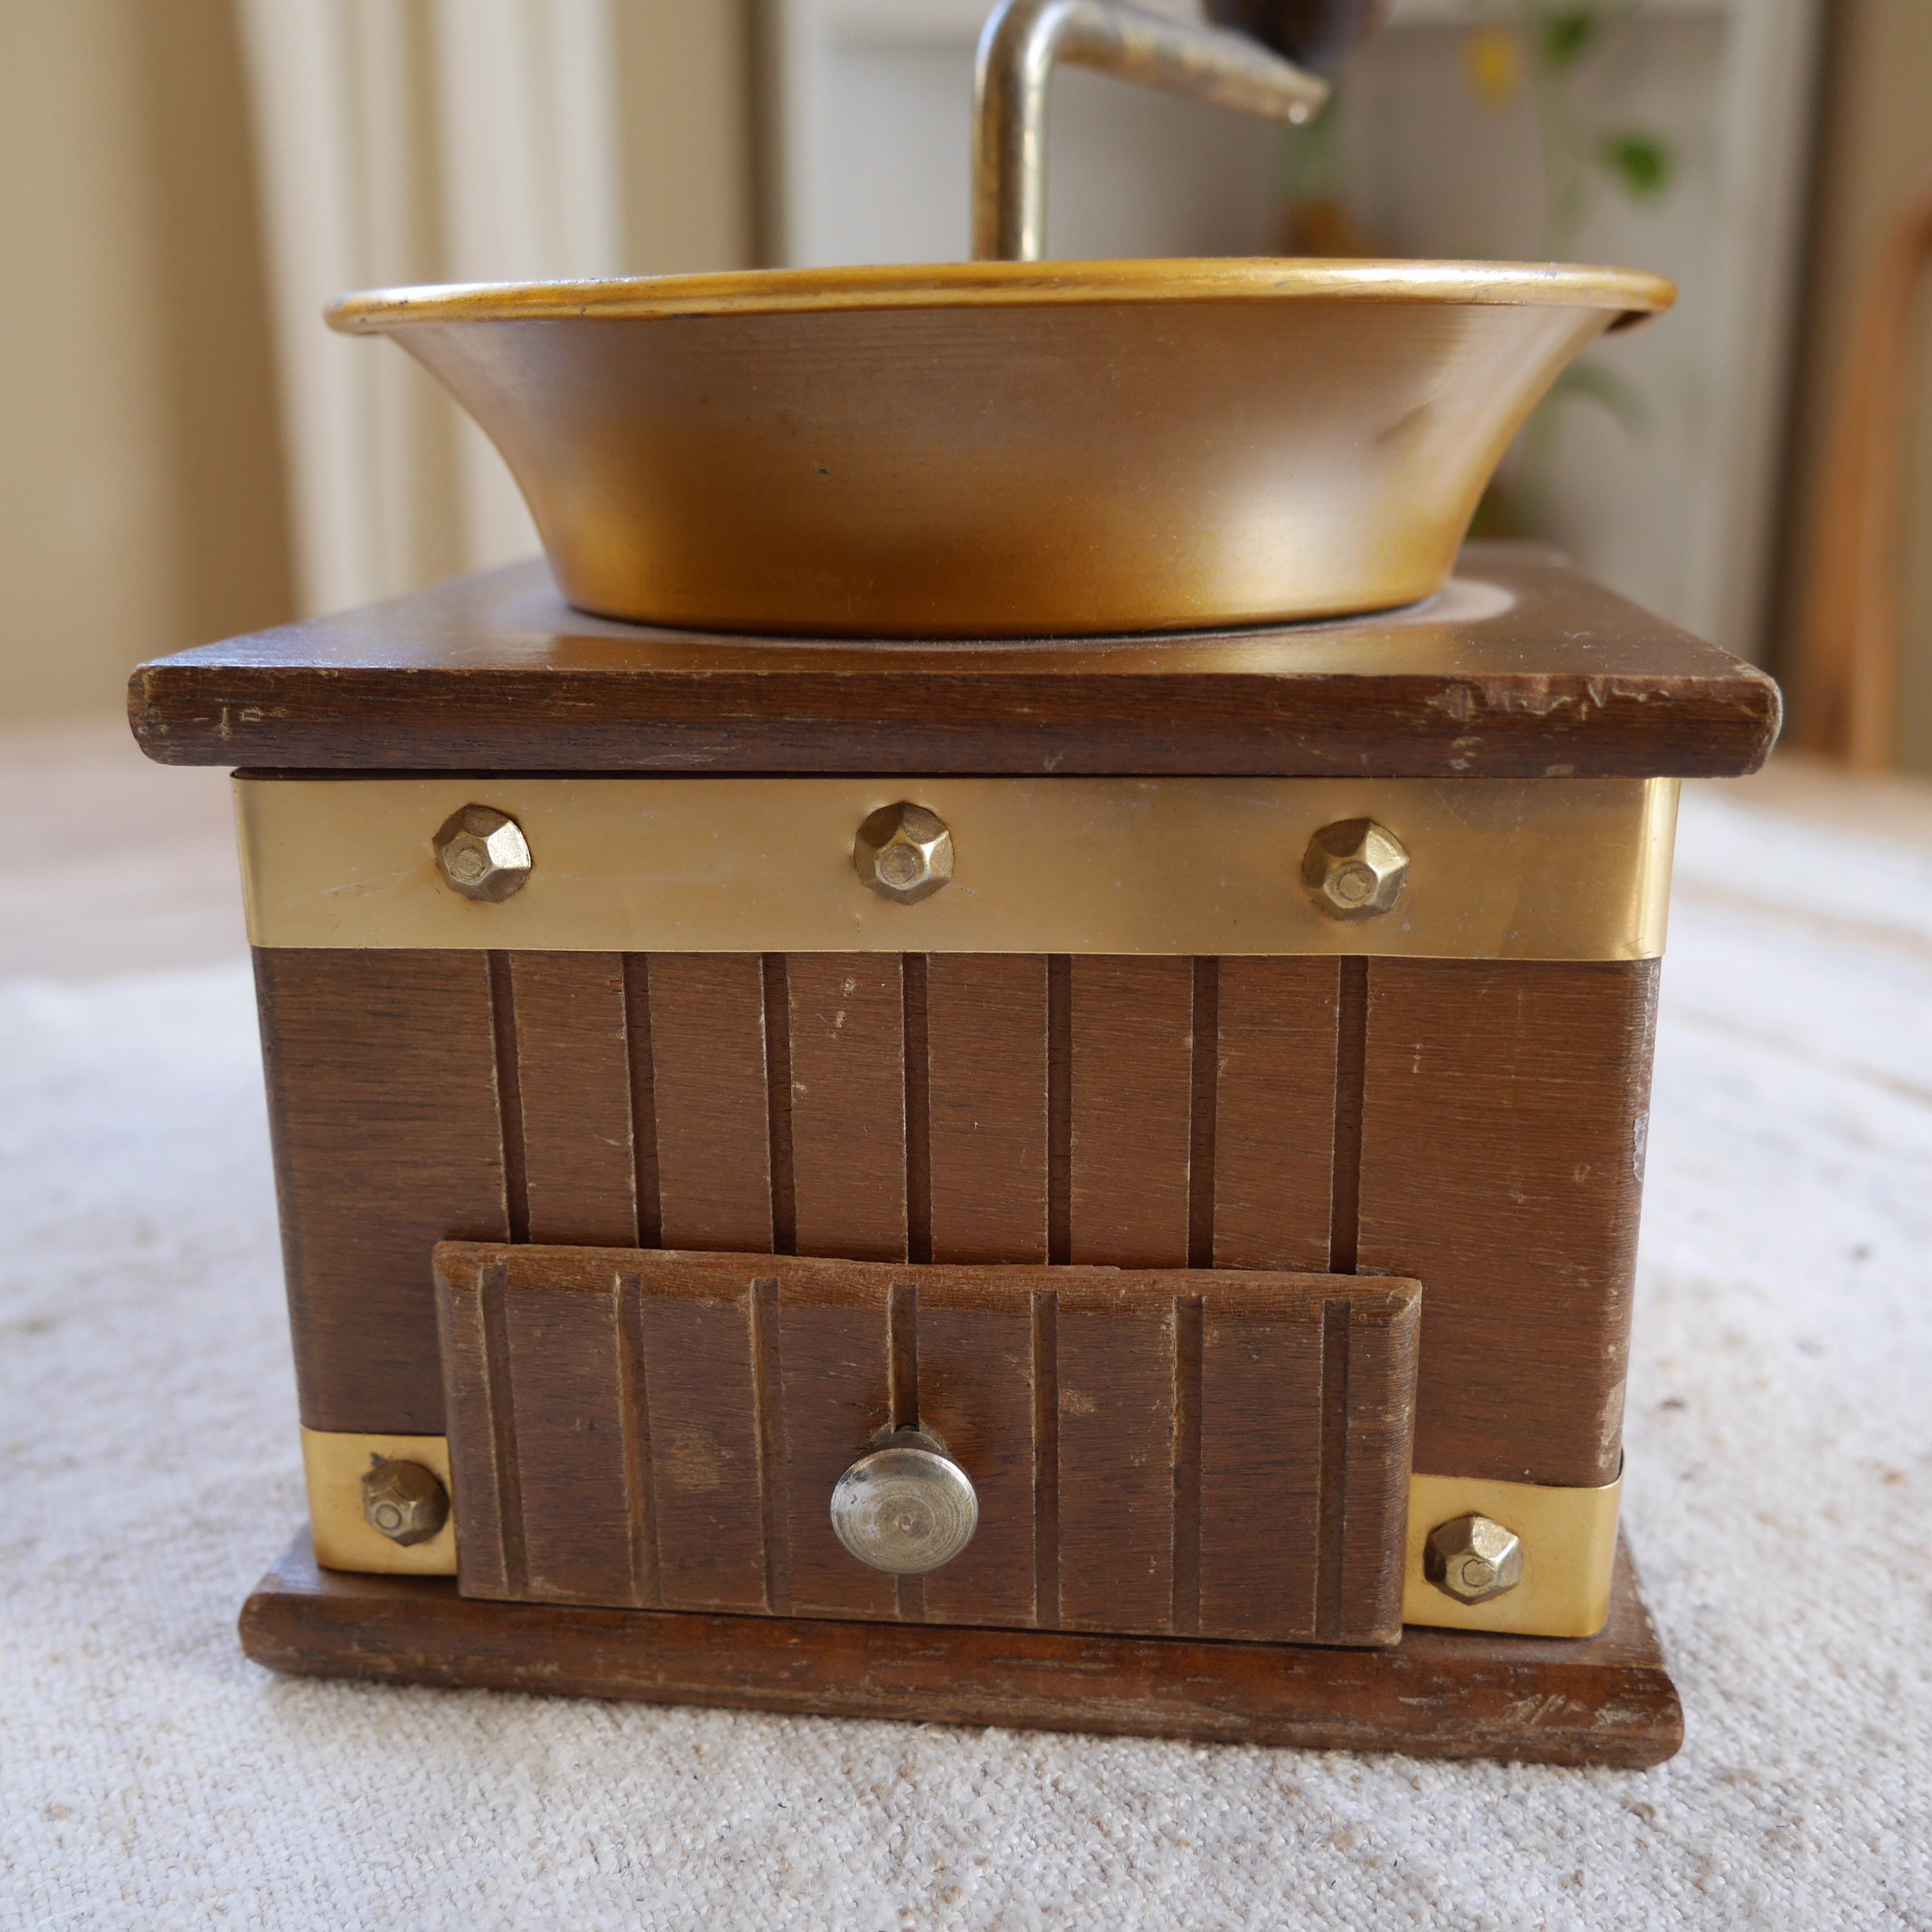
971, 0, 1331, 263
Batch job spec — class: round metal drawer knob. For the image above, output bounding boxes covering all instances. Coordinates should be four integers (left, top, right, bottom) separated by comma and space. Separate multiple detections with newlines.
830, 1435, 978, 1575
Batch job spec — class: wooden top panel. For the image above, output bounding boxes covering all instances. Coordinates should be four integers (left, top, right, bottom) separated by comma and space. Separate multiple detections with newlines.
128, 544, 1779, 779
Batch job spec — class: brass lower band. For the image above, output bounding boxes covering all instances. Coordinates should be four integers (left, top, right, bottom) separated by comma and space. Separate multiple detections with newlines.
238, 773, 1676, 960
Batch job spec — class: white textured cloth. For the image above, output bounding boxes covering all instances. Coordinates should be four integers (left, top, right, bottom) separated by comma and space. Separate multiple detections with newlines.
3, 784, 1930, 1930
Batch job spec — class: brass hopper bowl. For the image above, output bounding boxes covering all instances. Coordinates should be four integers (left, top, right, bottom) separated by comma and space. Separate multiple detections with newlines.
327, 1, 1673, 637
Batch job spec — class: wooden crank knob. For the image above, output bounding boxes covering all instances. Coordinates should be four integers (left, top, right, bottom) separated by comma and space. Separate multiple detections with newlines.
830, 1432, 979, 1575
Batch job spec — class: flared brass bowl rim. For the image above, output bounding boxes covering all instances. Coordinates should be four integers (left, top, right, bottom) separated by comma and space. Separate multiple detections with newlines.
327, 257, 1676, 334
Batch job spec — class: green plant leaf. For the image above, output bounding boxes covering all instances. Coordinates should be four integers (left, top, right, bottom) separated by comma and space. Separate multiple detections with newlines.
1538, 8, 1602, 68
1598, 130, 1674, 200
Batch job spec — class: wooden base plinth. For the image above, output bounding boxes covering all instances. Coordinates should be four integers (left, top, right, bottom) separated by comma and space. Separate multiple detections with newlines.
240, 1530, 1681, 1768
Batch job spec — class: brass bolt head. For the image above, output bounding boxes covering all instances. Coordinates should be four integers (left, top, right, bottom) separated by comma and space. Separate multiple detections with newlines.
435, 804, 532, 902
361, 1459, 450, 1546
853, 802, 954, 905
1302, 817, 1408, 920
1423, 1512, 1524, 1605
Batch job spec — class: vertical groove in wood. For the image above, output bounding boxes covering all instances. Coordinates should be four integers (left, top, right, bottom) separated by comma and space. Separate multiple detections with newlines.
1046, 957, 1072, 1266
1171, 1294, 1204, 1638
903, 956, 932, 1265
507, 954, 638, 1247
1335, 1301, 1419, 1643
1057, 1294, 1177, 1632
615, 1273, 659, 1607
927, 956, 1049, 1265
638, 1286, 768, 1609
761, 958, 797, 1257
648, 955, 774, 1253
1329, 958, 1368, 1274
1068, 958, 1195, 1267
888, 1279, 919, 1432
1032, 1289, 1059, 1628
917, 1285, 1039, 1629
621, 958, 661, 1248
1316, 1298, 1352, 1643
751, 1275, 788, 1613
1196, 1293, 1324, 1643
1211, 959, 1339, 1273
891, 1271, 924, 1624
432, 1257, 508, 1598
488, 952, 529, 1244
1187, 961, 1219, 1271
478, 1262, 528, 1598
785, 954, 908, 1264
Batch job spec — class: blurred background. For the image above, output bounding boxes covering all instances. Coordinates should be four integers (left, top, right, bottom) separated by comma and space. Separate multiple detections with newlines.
1, 0, 1928, 764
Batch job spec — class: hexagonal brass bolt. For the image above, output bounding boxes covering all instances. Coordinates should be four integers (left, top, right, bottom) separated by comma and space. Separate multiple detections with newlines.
361, 1459, 450, 1547
435, 804, 533, 902
1302, 817, 1409, 920
853, 802, 954, 905
1423, 1512, 1524, 1605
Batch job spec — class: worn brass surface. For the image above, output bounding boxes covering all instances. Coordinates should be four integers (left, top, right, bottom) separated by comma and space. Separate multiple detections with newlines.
433, 804, 531, 902
303, 1430, 456, 1577
238, 774, 1676, 960
1423, 1512, 1525, 1605
1403, 1470, 1622, 1638
853, 802, 955, 905
1303, 818, 1410, 920
831, 1434, 981, 1576
972, 0, 1325, 261
325, 260, 1671, 638
361, 1459, 451, 1547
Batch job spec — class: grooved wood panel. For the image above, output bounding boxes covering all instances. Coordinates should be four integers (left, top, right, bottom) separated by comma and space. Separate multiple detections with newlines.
263, 945, 1658, 1504
638, 1287, 768, 1611
1333, 1298, 1423, 1642
1358, 958, 1659, 1488
925, 955, 1049, 1265
136, 545, 1780, 781
777, 1281, 895, 1618
1055, 1283, 1177, 1631
785, 954, 907, 1263
433, 1260, 513, 1599
256, 947, 509, 1435
915, 1284, 1039, 1627
1197, 1287, 1325, 1640
506, 952, 638, 1247
646, 954, 773, 1253
502, 1280, 636, 1604
1212, 958, 1339, 1272
433, 1245, 1419, 1646
1067, 958, 1195, 1267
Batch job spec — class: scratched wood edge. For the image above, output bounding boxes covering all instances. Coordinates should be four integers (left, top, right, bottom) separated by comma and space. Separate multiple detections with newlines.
239, 1530, 1681, 1768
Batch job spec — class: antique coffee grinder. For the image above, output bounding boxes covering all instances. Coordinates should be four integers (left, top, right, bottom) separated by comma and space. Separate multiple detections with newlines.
130, 0, 1776, 1765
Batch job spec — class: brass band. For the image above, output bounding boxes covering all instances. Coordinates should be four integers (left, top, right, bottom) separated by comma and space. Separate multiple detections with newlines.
302, 1428, 457, 1577
239, 774, 1676, 961
1403, 1467, 1623, 1638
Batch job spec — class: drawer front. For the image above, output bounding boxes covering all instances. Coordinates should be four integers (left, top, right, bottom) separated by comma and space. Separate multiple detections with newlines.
433, 1243, 1421, 1648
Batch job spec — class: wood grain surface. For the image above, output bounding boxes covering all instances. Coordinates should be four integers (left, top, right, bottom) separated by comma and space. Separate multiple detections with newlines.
1357, 959, 1658, 1487
130, 547, 1778, 779
434, 1244, 1419, 1647
240, 1530, 1682, 1768
264, 947, 1660, 1489
505, 952, 638, 1247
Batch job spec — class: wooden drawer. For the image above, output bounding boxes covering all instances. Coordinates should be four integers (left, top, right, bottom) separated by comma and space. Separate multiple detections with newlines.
433, 1243, 1421, 1648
